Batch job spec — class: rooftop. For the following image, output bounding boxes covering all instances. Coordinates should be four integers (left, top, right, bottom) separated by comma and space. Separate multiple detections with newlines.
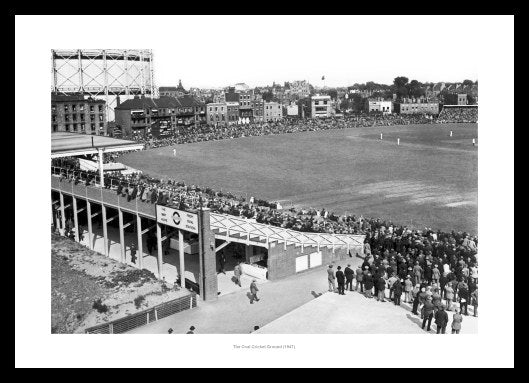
52, 92, 106, 104
51, 132, 144, 158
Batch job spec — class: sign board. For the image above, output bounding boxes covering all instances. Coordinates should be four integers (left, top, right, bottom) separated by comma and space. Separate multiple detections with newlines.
156, 205, 199, 234
295, 255, 309, 272
309, 251, 322, 268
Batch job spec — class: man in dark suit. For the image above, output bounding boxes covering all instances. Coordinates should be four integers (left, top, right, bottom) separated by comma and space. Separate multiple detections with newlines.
218, 252, 226, 274
421, 296, 435, 331
336, 266, 346, 295
435, 304, 449, 334
344, 264, 355, 291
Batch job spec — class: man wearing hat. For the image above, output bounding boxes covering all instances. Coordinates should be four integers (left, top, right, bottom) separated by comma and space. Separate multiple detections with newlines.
393, 278, 404, 306
404, 276, 413, 303
327, 265, 336, 292
421, 296, 435, 331
250, 279, 260, 304
344, 264, 355, 291
434, 304, 449, 334
411, 284, 421, 314
336, 266, 346, 295
355, 265, 364, 292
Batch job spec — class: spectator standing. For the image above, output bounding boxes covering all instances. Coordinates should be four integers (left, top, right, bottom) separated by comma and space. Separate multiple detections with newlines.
404, 276, 413, 303
432, 264, 441, 286
413, 262, 423, 285
421, 296, 435, 331
327, 265, 336, 292
445, 283, 455, 311
470, 263, 478, 284
439, 272, 449, 299
393, 279, 403, 306
376, 274, 386, 302
218, 252, 226, 275
471, 286, 478, 317
435, 304, 449, 334
130, 243, 137, 264
233, 262, 242, 287
364, 272, 374, 298
336, 266, 346, 295
250, 279, 260, 304
451, 308, 463, 334
411, 284, 421, 315
344, 264, 355, 291
458, 280, 470, 315
355, 266, 364, 292
387, 273, 398, 301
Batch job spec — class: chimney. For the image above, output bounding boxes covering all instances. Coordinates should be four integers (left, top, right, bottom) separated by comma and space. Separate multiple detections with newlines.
116, 95, 121, 107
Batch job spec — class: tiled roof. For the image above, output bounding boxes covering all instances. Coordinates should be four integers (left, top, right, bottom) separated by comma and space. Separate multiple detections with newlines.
115, 97, 157, 110
225, 92, 239, 102
115, 96, 204, 110
155, 96, 180, 108
177, 95, 200, 107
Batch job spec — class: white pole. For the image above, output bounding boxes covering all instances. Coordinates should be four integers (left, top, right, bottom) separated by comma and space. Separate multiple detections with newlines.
179, 229, 185, 288
98, 148, 104, 188
472, 138, 476, 146
450, 130, 453, 137
380, 133, 383, 140
397, 138, 400, 146
136, 214, 143, 270
156, 223, 163, 279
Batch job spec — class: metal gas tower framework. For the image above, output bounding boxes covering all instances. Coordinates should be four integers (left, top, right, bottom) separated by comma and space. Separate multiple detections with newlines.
51, 49, 157, 122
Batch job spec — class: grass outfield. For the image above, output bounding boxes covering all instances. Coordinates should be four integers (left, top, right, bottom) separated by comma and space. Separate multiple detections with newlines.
120, 123, 477, 234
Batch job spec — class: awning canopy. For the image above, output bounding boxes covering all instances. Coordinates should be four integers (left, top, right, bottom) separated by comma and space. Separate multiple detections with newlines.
51, 132, 144, 159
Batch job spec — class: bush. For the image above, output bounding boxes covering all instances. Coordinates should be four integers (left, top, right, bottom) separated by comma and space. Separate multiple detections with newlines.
92, 299, 108, 313
133, 295, 145, 309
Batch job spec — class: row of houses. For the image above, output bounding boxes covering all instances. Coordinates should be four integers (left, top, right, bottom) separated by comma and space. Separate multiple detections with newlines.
50, 79, 476, 137
364, 94, 471, 115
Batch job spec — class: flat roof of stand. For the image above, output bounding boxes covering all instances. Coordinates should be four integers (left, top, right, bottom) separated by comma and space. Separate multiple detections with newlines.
51, 132, 144, 158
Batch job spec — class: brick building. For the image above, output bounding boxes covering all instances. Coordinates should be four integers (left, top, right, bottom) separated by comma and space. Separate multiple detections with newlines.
114, 95, 205, 139
238, 92, 253, 122
252, 99, 264, 122
226, 101, 240, 124
206, 102, 227, 126
158, 80, 188, 98
443, 93, 468, 106
394, 98, 440, 115
365, 98, 393, 114
51, 92, 107, 135
263, 102, 283, 122
311, 95, 332, 118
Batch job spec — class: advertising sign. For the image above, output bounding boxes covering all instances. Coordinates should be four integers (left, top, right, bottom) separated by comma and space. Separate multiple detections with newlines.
156, 205, 199, 234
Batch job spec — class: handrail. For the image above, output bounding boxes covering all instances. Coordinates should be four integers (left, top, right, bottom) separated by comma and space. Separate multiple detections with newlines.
51, 168, 365, 249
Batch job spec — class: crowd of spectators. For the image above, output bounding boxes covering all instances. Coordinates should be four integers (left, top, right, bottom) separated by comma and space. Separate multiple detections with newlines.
437, 106, 478, 123
125, 113, 436, 150
329, 229, 478, 333
52, 111, 479, 331
51, 157, 478, 239
53, 151, 479, 332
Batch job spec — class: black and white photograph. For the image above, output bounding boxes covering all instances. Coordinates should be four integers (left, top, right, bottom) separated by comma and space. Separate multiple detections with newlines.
15, 14, 514, 368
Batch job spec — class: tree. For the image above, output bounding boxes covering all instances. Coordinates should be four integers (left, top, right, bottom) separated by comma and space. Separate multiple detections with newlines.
350, 94, 364, 112
393, 76, 409, 100
262, 91, 274, 102
393, 76, 409, 88
328, 89, 338, 100
463, 79, 474, 87
467, 94, 476, 105
408, 79, 425, 98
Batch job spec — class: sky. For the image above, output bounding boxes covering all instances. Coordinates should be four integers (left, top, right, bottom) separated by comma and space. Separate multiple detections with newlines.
147, 15, 480, 89
20, 15, 485, 90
